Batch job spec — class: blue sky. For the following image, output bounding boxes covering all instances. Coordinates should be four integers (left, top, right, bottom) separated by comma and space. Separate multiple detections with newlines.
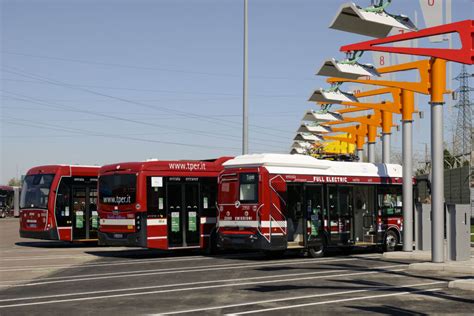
1, 0, 472, 183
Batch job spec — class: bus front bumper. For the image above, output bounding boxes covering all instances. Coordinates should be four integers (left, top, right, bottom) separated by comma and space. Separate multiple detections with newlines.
217, 232, 286, 251
20, 228, 58, 240
98, 231, 146, 247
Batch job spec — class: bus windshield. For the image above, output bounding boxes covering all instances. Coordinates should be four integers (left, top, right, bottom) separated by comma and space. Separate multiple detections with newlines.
20, 174, 55, 209
99, 174, 136, 205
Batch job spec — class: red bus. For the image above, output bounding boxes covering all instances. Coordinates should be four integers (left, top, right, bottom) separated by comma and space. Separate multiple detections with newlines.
97, 157, 232, 251
20, 165, 100, 241
217, 154, 405, 257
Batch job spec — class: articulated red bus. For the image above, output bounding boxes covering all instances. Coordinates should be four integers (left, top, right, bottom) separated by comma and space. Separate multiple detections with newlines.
97, 157, 232, 251
217, 154, 405, 257
20, 165, 100, 241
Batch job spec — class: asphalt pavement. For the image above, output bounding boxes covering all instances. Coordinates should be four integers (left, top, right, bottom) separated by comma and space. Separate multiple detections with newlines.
0, 218, 473, 315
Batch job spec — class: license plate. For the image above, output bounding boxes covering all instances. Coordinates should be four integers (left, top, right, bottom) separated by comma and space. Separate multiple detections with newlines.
113, 233, 123, 239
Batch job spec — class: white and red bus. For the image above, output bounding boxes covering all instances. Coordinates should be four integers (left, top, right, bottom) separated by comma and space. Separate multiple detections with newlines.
20, 165, 100, 241
97, 157, 232, 251
217, 154, 405, 257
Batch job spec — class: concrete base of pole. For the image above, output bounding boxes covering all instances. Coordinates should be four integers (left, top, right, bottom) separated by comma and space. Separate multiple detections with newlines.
402, 120, 413, 252
430, 102, 445, 263
368, 142, 375, 163
382, 133, 391, 164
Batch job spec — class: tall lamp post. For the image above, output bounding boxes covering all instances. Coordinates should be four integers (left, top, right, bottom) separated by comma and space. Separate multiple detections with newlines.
242, 0, 249, 155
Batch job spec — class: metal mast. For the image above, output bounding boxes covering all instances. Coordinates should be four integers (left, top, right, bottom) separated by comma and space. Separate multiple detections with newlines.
242, 0, 249, 155
452, 65, 473, 165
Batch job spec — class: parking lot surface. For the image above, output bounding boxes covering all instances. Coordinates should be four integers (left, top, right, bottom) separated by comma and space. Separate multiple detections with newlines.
0, 219, 473, 315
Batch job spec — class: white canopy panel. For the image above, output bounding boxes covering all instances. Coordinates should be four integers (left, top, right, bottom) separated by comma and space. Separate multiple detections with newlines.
329, 2, 416, 38
297, 123, 332, 134
309, 89, 359, 103
292, 141, 312, 149
302, 110, 343, 123
317, 59, 380, 79
294, 133, 323, 142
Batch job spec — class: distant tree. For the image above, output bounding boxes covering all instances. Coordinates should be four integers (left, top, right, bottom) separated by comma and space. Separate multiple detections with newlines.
7, 178, 21, 187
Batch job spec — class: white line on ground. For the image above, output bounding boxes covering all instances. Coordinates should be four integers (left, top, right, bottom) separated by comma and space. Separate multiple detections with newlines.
230, 287, 443, 315
160, 281, 446, 315
0, 265, 407, 308
3, 256, 381, 288
0, 255, 95, 261
0, 255, 213, 272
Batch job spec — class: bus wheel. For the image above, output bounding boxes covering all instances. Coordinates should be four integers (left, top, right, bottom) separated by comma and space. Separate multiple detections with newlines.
383, 230, 398, 252
308, 244, 325, 258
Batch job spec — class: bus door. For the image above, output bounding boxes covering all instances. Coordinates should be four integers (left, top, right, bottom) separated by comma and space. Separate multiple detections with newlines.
72, 184, 98, 240
286, 184, 304, 244
72, 187, 87, 239
304, 184, 324, 247
167, 181, 200, 247
327, 185, 353, 245
353, 185, 376, 244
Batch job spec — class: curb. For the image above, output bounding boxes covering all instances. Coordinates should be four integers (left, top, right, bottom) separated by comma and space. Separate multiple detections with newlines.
409, 262, 474, 274
448, 279, 474, 291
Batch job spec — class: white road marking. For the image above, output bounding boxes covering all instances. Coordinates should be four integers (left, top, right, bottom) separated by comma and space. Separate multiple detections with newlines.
0, 255, 95, 261
231, 288, 443, 315
0, 255, 213, 272
0, 266, 388, 302
0, 265, 407, 308
2, 256, 371, 287
161, 281, 446, 315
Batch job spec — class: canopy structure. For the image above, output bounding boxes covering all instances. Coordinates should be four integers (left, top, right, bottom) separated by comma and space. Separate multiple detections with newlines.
309, 89, 359, 103
302, 110, 343, 123
292, 141, 313, 149
297, 123, 332, 134
294, 132, 323, 142
329, 2, 416, 38
317, 58, 380, 79
290, 147, 306, 155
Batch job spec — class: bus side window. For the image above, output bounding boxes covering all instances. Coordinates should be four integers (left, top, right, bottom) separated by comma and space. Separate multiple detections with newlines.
147, 177, 165, 218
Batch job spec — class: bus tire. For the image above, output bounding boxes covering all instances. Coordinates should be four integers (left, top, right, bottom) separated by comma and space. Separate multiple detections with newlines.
308, 241, 326, 258
383, 230, 398, 252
